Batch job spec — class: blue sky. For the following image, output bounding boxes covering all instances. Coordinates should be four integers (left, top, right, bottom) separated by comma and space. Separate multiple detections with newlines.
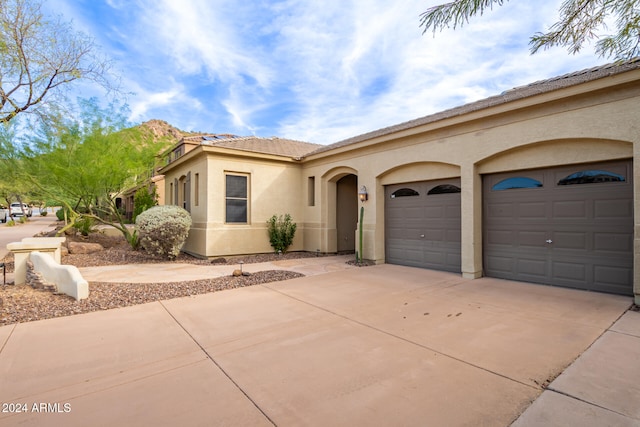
43, 0, 603, 144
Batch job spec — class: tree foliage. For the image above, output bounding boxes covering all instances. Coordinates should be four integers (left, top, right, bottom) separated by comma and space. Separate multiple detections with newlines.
0, 0, 115, 123
0, 120, 37, 213
133, 185, 158, 222
419, 0, 640, 60
23, 98, 169, 246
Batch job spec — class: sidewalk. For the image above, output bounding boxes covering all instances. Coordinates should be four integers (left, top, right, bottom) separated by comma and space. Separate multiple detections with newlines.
78, 254, 358, 283
511, 309, 640, 426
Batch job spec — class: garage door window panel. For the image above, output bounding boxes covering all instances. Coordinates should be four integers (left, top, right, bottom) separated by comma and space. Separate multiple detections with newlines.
491, 177, 543, 191
390, 188, 419, 198
427, 184, 461, 195
557, 170, 625, 185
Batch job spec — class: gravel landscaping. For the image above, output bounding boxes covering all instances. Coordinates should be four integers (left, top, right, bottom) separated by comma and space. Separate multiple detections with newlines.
0, 232, 321, 326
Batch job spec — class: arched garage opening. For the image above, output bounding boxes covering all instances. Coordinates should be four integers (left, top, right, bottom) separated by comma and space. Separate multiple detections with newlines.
483, 160, 633, 295
385, 179, 462, 272
378, 162, 462, 273
478, 139, 634, 296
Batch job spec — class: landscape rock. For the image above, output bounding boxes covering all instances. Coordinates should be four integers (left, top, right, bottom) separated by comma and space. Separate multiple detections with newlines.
232, 269, 243, 277
68, 242, 104, 254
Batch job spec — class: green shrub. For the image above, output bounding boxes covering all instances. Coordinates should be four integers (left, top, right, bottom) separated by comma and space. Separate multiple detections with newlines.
40, 210, 48, 216
73, 216, 95, 236
133, 186, 158, 222
267, 214, 297, 253
135, 205, 192, 259
6, 219, 15, 227
55, 208, 69, 221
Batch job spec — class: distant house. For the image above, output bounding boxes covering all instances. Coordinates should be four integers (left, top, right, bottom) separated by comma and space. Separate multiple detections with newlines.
118, 120, 202, 220
160, 60, 640, 302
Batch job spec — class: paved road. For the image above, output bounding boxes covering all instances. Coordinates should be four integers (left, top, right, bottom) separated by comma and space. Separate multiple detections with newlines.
0, 214, 58, 259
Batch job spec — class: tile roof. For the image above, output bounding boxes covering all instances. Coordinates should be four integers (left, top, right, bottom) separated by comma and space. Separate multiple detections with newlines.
305, 58, 640, 157
183, 134, 322, 159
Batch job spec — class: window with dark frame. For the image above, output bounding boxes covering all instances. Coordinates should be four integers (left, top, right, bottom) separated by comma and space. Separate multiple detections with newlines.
195, 173, 199, 206
225, 174, 248, 223
557, 170, 625, 185
390, 188, 419, 198
492, 177, 543, 191
427, 184, 461, 195
308, 176, 315, 206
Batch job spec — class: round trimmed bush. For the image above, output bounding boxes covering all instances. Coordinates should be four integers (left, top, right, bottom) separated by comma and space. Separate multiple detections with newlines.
135, 205, 192, 259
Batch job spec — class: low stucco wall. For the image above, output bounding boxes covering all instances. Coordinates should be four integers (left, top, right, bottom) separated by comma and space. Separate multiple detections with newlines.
30, 251, 88, 301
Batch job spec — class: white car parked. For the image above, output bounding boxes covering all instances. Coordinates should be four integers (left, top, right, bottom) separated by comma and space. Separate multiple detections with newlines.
10, 203, 33, 217
0, 207, 7, 223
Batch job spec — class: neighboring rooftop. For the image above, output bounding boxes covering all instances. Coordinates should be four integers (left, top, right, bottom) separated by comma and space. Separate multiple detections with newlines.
306, 58, 640, 157
183, 134, 322, 159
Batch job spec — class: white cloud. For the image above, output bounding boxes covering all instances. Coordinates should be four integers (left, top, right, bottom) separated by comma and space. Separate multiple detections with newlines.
269, 0, 602, 143
135, 0, 273, 87
129, 90, 180, 121
48, 0, 605, 143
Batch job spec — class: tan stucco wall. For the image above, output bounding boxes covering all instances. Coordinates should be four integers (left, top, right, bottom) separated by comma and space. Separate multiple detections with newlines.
301, 71, 640, 301
202, 154, 304, 257
152, 175, 165, 206
163, 148, 305, 258
161, 152, 209, 256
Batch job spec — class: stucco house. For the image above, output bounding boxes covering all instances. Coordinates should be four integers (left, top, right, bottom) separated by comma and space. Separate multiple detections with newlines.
160, 59, 640, 303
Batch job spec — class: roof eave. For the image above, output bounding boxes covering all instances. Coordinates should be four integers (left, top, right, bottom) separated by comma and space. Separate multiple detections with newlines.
201, 145, 304, 163
303, 64, 640, 161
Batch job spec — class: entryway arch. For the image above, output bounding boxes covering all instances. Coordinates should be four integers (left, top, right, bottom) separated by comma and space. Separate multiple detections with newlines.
321, 167, 359, 254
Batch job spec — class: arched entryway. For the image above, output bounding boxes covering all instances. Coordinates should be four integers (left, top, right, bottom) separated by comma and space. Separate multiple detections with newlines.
336, 174, 358, 253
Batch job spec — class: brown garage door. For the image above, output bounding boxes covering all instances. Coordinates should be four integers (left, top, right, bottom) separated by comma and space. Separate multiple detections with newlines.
483, 160, 633, 295
385, 179, 461, 272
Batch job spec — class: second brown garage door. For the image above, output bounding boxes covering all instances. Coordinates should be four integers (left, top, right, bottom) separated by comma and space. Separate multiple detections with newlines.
483, 160, 633, 295
385, 179, 461, 272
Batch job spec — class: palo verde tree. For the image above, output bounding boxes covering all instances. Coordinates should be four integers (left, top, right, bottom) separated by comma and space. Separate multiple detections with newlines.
24, 98, 169, 247
0, 0, 116, 124
420, 0, 640, 60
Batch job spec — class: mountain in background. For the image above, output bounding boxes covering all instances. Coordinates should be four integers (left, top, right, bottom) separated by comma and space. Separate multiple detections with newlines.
138, 119, 206, 144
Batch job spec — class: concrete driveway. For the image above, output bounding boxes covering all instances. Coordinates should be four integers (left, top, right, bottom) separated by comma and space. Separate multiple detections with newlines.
0, 264, 633, 426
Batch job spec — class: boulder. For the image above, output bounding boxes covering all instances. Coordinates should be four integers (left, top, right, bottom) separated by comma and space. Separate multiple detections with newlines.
68, 241, 104, 254
232, 269, 251, 277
